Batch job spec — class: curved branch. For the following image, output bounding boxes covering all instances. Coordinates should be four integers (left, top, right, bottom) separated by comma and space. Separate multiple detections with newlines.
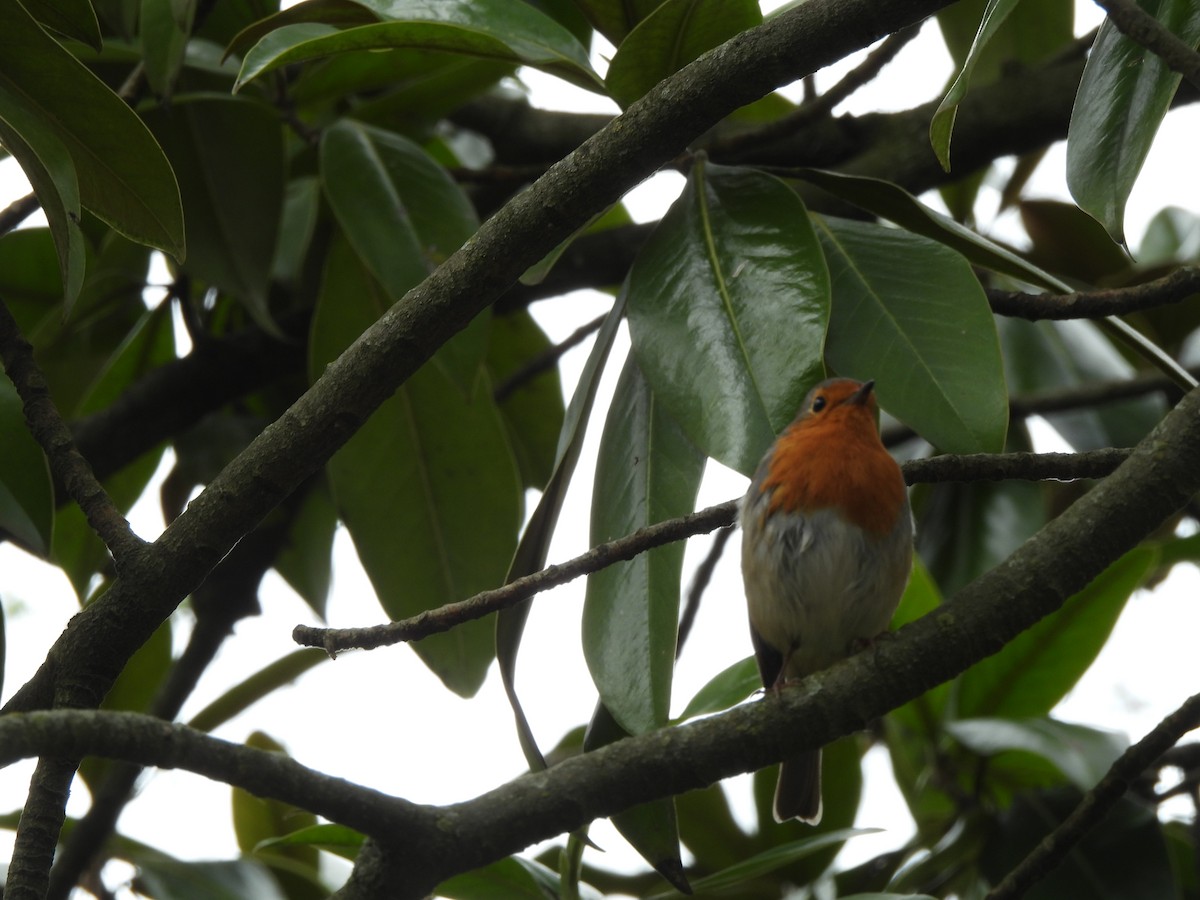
4, 384, 1199, 896
0, 711, 432, 840
4, 1, 962, 890
0, 300, 144, 563
294, 448, 1130, 655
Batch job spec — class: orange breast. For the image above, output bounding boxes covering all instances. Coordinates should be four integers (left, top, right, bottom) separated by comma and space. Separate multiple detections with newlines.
760, 415, 907, 537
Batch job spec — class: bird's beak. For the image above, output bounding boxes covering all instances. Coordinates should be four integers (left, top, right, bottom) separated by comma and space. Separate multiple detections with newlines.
850, 380, 876, 405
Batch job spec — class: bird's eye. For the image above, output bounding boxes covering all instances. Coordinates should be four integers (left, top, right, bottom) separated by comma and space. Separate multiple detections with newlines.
811, 395, 827, 413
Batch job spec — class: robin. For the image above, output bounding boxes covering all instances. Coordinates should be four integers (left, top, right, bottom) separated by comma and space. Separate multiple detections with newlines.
740, 377, 913, 823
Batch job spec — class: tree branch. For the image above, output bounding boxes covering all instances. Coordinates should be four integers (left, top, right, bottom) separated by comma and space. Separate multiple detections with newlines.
0, 300, 145, 564
3, 1, 961, 891
294, 448, 1130, 655
987, 267, 1200, 320
1092, 0, 1200, 92
987, 690, 1200, 900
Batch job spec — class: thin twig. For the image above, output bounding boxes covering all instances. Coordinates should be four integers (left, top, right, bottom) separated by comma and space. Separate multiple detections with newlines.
294, 448, 1130, 655
1092, 0, 1200, 92
677, 524, 735, 659
987, 267, 1200, 320
715, 24, 922, 157
494, 312, 607, 403
0, 300, 145, 564
987, 691, 1200, 900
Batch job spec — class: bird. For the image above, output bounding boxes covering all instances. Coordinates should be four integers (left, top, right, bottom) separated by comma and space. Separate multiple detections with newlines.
740, 377, 913, 824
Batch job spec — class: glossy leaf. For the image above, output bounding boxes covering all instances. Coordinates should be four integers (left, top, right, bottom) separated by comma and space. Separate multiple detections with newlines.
130, 857, 289, 900
677, 655, 759, 720
320, 119, 486, 389
485, 310, 565, 491
583, 356, 704, 735
0, 1, 184, 258
312, 237, 521, 697
627, 159, 830, 477
1139, 205, 1200, 264
793, 168, 1069, 292
605, 0, 760, 108
271, 176, 321, 285
573, 0, 659, 44
188, 650, 327, 732
0, 83, 87, 310
957, 547, 1155, 719
320, 119, 477, 298
145, 96, 284, 332
496, 292, 628, 768
0, 379, 52, 556
1067, 0, 1200, 244
233, 0, 601, 92
947, 717, 1127, 790
932, 0, 1073, 171
815, 214, 1008, 454
931, 0, 1022, 171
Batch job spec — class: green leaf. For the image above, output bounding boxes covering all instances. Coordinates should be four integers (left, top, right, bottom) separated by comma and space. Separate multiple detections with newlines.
1067, 0, 1200, 244
188, 650, 328, 733
232, 0, 601, 92
320, 119, 477, 296
573, 0, 661, 44
233, 733, 319, 869
320, 119, 486, 389
436, 855, 562, 899
312, 237, 521, 697
815, 214, 1008, 454
677, 655, 759, 720
790, 168, 1070, 293
485, 310, 565, 491
129, 856, 290, 900
1138, 205, 1200, 264
256, 824, 364, 862
646, 829, 879, 899
583, 357, 704, 735
0, 83, 86, 310
0, 0, 184, 258
497, 291, 627, 769
271, 176, 321, 285
141, 0, 194, 97
957, 546, 1155, 719
605, 0, 760, 108
947, 717, 1128, 790
931, 0, 1023, 171
0, 379, 53, 556
627, 159, 830, 477
932, 0, 1073, 172
22, 0, 103, 48
144, 96, 284, 332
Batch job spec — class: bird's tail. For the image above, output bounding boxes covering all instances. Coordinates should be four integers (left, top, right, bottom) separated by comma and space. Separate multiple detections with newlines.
774, 749, 822, 824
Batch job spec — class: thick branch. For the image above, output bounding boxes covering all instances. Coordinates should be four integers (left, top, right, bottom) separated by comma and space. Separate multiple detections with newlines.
4, 1, 961, 888
1092, 0, 1200, 92
3, 384, 1198, 896
294, 448, 1129, 654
